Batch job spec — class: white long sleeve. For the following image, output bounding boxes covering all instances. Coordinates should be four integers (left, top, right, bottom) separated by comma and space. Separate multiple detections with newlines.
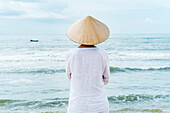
66, 47, 110, 113
102, 52, 110, 85
66, 54, 71, 81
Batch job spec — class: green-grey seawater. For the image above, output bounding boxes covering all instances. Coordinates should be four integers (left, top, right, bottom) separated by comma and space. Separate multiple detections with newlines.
0, 34, 170, 112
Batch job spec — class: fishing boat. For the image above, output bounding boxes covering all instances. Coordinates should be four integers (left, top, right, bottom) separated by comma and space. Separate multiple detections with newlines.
30, 39, 39, 42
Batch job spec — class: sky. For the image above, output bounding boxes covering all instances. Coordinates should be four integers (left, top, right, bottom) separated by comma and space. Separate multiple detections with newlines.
0, 0, 170, 35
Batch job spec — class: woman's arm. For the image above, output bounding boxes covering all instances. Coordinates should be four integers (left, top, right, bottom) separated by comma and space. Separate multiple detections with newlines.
102, 52, 110, 85
66, 54, 71, 81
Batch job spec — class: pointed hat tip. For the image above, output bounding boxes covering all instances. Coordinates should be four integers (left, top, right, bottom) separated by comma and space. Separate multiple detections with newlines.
85, 15, 93, 19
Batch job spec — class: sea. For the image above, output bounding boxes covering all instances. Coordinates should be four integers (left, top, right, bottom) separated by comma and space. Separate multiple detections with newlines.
0, 34, 170, 113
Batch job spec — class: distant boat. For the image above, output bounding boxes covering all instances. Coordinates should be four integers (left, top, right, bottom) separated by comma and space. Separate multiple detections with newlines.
30, 39, 39, 42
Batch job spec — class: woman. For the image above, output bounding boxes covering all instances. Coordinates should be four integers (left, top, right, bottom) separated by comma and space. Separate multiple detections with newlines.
66, 16, 110, 113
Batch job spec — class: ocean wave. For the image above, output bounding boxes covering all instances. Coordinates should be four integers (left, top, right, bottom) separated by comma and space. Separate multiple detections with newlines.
0, 94, 169, 110
110, 108, 165, 113
0, 99, 68, 109
1, 66, 170, 74
108, 94, 170, 103
110, 66, 170, 72
4, 68, 65, 74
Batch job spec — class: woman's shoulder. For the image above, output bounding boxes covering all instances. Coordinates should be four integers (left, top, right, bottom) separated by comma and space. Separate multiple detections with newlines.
66, 48, 77, 60
96, 48, 108, 56
66, 48, 76, 54
66, 48, 108, 56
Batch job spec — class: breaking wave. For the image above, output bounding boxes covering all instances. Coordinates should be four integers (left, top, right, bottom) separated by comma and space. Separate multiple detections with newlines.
108, 94, 170, 103
109, 66, 170, 72
1, 66, 170, 74
0, 94, 169, 111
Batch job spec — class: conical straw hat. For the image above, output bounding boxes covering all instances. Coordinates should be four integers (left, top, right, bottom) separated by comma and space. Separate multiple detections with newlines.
66, 16, 110, 45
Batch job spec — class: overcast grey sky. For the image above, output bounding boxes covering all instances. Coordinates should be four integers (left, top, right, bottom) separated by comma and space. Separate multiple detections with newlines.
0, 0, 170, 35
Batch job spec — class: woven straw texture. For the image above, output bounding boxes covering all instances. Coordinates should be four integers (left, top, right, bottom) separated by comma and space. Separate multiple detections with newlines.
66, 16, 110, 45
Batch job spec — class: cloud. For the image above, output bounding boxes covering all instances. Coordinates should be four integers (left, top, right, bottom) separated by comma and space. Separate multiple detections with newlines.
0, 0, 170, 34
1, 0, 170, 20
0, 0, 68, 20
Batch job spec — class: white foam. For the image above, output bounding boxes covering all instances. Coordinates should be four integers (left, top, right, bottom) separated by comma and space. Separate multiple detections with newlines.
8, 79, 32, 84
109, 52, 170, 59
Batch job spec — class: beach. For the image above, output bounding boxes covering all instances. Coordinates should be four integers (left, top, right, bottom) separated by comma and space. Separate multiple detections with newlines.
0, 34, 170, 113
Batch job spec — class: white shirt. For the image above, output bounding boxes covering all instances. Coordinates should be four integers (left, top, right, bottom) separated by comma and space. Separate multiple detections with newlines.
66, 47, 110, 113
